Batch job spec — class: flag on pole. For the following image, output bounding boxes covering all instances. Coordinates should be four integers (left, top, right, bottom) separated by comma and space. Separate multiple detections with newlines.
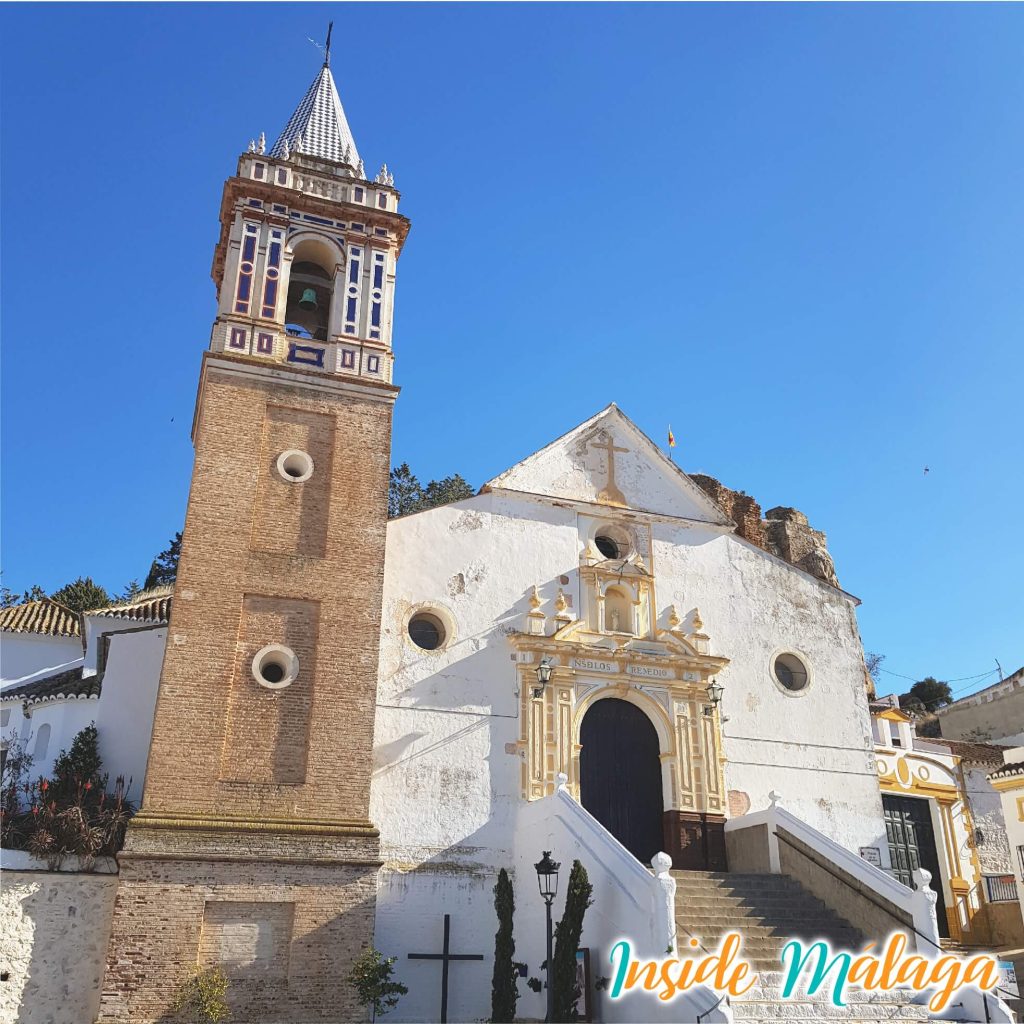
667, 425, 676, 449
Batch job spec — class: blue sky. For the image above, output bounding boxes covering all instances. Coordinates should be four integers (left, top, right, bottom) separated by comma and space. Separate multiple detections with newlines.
2, 4, 1021, 697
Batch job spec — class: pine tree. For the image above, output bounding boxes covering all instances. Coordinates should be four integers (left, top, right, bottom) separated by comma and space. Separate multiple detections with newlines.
50, 576, 110, 613
491, 868, 518, 1023
551, 860, 594, 1022
144, 531, 182, 590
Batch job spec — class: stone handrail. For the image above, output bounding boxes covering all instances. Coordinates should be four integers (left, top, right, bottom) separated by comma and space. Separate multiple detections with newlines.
724, 794, 942, 954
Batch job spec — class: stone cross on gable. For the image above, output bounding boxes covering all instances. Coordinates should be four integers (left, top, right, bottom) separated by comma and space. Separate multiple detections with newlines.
590, 430, 628, 506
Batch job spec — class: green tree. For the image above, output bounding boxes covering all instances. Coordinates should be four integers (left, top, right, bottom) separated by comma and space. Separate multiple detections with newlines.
348, 947, 408, 1023
388, 464, 474, 518
0, 582, 46, 607
491, 868, 518, 1023
144, 531, 182, 590
51, 723, 103, 798
901, 677, 953, 713
551, 860, 594, 1022
50, 576, 110, 613
865, 652, 885, 686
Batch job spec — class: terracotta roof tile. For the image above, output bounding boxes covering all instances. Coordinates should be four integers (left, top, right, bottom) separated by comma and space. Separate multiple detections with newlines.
1, 665, 99, 705
91, 586, 172, 624
989, 760, 1024, 781
0, 598, 80, 638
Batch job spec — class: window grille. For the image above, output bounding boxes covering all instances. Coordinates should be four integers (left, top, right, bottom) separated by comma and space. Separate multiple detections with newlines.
984, 874, 1018, 903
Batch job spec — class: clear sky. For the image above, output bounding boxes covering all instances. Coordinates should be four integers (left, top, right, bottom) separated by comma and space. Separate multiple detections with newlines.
2, 4, 1021, 698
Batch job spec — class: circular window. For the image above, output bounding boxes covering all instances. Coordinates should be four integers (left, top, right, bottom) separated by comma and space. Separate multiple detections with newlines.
252, 644, 299, 689
408, 613, 446, 651
594, 534, 620, 559
276, 449, 314, 483
773, 653, 809, 692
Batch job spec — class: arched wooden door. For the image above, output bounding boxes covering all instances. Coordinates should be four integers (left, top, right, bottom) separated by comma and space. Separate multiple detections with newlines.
579, 698, 664, 865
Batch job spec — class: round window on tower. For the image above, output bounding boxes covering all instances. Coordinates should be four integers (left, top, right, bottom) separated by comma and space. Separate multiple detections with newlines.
276, 449, 314, 483
772, 652, 810, 694
594, 534, 620, 559
252, 644, 299, 689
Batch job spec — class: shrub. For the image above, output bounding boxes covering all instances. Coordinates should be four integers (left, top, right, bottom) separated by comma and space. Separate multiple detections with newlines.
172, 966, 230, 1023
551, 860, 594, 1022
0, 723, 134, 866
491, 867, 518, 1022
348, 946, 408, 1023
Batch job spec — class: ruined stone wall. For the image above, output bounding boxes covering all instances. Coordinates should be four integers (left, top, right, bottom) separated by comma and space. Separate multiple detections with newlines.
690, 475, 840, 587
0, 865, 118, 1024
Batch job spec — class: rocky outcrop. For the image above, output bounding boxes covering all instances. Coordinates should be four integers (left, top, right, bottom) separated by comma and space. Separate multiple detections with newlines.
691, 477, 840, 588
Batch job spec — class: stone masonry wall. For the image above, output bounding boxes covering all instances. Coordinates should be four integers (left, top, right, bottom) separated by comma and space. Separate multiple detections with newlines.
690, 475, 840, 587
1, 868, 118, 1024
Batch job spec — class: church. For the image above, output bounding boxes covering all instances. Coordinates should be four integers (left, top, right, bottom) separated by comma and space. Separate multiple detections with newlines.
2, 44, 1019, 1024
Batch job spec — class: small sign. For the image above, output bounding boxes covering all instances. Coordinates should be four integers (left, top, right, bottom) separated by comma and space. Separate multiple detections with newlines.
859, 846, 882, 866
998, 961, 1018, 999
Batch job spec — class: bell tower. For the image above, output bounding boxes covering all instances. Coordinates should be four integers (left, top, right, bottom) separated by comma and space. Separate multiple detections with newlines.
98, 40, 408, 1024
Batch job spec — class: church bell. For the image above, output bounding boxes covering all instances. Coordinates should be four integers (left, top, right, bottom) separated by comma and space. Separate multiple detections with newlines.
298, 287, 319, 311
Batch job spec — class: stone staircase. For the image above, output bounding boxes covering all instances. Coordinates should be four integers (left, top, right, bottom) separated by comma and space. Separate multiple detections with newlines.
673, 871, 931, 1022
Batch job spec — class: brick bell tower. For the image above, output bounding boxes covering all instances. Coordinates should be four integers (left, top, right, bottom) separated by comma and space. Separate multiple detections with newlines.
98, 38, 408, 1023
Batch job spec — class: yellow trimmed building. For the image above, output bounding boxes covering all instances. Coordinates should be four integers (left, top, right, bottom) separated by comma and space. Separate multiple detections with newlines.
872, 699, 1024, 949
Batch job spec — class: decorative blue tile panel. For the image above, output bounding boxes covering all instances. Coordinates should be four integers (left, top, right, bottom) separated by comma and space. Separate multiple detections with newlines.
287, 342, 325, 368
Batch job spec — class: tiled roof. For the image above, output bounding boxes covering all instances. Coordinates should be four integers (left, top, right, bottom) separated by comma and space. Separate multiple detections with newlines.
91, 586, 172, 623
270, 63, 360, 167
1, 665, 99, 705
934, 739, 1009, 766
990, 760, 1024, 781
0, 598, 80, 638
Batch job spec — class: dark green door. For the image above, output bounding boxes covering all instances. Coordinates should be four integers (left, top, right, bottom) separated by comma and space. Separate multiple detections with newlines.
882, 794, 949, 938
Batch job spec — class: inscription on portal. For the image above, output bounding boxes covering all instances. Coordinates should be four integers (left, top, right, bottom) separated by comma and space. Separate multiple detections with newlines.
627, 664, 674, 680
572, 657, 616, 674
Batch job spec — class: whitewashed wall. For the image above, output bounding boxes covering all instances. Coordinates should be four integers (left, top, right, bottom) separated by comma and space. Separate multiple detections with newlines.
964, 763, 1013, 875
2, 695, 97, 780
95, 627, 165, 796
0, 865, 118, 1024
0, 633, 81, 684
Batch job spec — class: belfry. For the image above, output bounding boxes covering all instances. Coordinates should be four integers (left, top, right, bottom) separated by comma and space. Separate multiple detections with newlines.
97, 41, 408, 1022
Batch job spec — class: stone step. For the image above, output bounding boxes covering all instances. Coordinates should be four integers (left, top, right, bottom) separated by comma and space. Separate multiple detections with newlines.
676, 890, 828, 904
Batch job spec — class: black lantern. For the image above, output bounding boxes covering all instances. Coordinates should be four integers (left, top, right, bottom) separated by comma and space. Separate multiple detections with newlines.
534, 850, 560, 904
532, 657, 554, 699
706, 679, 724, 706
535, 850, 561, 1023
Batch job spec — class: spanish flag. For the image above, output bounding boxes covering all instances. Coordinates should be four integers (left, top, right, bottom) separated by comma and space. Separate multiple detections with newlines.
668, 425, 676, 449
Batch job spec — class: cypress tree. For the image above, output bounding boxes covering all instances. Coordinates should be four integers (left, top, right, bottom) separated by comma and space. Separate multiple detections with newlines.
491, 867, 518, 1023
551, 859, 594, 1022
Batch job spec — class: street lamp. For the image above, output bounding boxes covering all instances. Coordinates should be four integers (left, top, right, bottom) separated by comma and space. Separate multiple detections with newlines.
704, 678, 724, 716
534, 850, 561, 1022
532, 657, 554, 699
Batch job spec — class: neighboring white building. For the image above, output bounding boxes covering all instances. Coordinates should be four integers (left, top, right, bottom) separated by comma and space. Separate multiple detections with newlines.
991, 751, 1024, 911
935, 667, 1024, 747
0, 590, 169, 793
0, 598, 82, 683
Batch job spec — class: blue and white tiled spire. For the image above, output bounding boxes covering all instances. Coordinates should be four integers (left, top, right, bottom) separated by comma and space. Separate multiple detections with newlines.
270, 61, 360, 167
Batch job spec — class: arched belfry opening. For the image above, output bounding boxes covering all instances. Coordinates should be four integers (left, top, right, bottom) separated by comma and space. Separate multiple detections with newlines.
285, 239, 337, 341
579, 697, 663, 865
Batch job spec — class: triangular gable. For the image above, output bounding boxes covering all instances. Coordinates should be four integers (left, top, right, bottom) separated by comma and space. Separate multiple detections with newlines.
484, 404, 733, 526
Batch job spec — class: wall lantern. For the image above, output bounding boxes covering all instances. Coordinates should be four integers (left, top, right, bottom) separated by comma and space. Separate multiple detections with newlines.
532, 657, 554, 699
704, 678, 724, 715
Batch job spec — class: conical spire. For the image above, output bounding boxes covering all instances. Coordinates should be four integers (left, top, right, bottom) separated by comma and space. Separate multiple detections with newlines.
270, 61, 360, 168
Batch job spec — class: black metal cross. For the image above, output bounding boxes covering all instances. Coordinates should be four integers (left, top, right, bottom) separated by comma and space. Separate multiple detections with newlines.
408, 913, 484, 1024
